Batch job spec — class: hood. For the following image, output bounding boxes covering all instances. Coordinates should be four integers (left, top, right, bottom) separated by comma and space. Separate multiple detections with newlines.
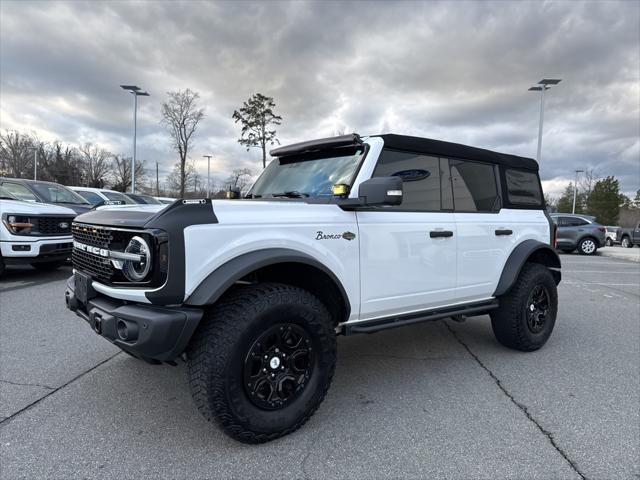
53, 202, 93, 215
0, 199, 77, 216
74, 203, 167, 228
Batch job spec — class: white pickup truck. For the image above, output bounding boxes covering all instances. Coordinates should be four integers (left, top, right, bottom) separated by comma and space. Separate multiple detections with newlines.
65, 133, 561, 443
0, 186, 75, 275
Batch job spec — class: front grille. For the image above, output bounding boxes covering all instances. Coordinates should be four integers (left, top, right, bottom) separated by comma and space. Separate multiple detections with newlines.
72, 224, 113, 248
72, 224, 115, 281
72, 248, 113, 281
40, 242, 73, 255
35, 216, 74, 235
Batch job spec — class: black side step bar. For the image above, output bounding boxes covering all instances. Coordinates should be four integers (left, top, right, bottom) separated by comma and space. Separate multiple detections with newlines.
344, 300, 499, 335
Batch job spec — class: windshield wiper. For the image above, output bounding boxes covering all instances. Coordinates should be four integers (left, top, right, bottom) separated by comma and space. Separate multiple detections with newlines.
269, 191, 309, 198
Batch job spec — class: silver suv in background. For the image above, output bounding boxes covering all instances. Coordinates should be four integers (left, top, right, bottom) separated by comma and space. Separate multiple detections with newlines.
551, 213, 606, 255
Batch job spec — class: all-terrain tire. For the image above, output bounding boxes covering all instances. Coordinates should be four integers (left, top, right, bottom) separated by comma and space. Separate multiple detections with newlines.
186, 282, 337, 444
31, 260, 66, 271
490, 263, 558, 352
578, 237, 598, 255
0, 255, 5, 276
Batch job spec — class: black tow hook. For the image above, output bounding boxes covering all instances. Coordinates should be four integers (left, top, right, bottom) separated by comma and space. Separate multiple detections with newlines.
90, 312, 103, 334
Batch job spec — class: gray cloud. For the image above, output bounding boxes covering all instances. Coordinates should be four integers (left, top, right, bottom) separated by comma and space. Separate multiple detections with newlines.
0, 0, 638, 195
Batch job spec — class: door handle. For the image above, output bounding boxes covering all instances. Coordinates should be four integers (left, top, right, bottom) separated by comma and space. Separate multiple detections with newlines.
495, 229, 513, 236
430, 230, 453, 238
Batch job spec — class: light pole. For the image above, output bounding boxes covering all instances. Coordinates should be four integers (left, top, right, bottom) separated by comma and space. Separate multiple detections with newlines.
29, 146, 38, 180
528, 78, 562, 162
203, 155, 212, 198
120, 85, 150, 193
572, 169, 583, 214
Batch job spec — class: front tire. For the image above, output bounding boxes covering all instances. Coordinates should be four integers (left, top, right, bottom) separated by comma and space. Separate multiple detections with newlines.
187, 282, 336, 443
605, 238, 613, 247
491, 263, 558, 352
578, 237, 598, 255
621, 236, 633, 248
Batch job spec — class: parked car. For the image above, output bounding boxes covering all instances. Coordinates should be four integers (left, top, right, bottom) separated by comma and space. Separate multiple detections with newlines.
154, 196, 177, 204
0, 178, 92, 215
125, 192, 162, 204
65, 133, 561, 443
0, 186, 75, 275
616, 223, 640, 248
550, 213, 606, 255
68, 186, 136, 206
605, 226, 620, 246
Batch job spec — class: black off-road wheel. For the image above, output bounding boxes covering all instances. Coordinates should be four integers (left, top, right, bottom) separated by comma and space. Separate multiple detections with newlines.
491, 263, 558, 352
187, 282, 337, 444
31, 260, 66, 271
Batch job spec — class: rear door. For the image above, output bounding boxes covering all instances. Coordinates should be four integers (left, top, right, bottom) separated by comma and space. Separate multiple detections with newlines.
357, 151, 457, 320
449, 159, 512, 303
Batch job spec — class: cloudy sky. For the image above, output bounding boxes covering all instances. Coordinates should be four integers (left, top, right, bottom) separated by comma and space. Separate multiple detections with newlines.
1, 0, 638, 196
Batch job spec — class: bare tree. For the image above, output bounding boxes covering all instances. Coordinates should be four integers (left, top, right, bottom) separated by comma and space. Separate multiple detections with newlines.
225, 168, 254, 194
165, 160, 199, 197
111, 155, 146, 192
232, 93, 282, 169
0, 130, 34, 177
161, 89, 205, 198
579, 168, 599, 198
79, 143, 112, 187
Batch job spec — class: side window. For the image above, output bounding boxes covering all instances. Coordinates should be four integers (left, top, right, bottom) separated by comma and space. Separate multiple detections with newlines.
449, 160, 499, 212
2, 182, 38, 202
557, 217, 571, 227
569, 217, 589, 226
505, 169, 543, 206
440, 158, 454, 210
77, 190, 103, 205
372, 150, 442, 211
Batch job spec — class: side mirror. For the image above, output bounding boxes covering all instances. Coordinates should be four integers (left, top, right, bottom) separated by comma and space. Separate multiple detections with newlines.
358, 176, 403, 206
226, 187, 241, 199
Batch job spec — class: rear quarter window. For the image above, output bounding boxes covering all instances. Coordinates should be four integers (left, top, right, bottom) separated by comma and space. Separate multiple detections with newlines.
505, 169, 543, 207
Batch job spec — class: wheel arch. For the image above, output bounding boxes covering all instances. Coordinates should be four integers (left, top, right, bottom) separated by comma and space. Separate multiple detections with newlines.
494, 240, 561, 297
185, 248, 351, 325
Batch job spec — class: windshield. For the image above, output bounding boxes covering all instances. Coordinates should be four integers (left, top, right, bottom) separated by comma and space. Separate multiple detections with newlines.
248, 147, 365, 198
103, 191, 135, 204
31, 182, 89, 204
0, 186, 19, 200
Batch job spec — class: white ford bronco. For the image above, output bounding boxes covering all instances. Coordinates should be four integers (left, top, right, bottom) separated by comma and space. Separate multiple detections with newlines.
65, 134, 561, 443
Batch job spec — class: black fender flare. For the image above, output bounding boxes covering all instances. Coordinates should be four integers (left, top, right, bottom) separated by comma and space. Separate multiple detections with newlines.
493, 240, 561, 297
184, 248, 351, 316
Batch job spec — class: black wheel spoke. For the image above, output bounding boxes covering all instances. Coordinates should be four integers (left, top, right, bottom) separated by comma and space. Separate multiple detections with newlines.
244, 323, 314, 410
526, 284, 550, 334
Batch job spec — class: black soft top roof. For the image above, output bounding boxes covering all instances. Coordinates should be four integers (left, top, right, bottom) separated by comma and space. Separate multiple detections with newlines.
375, 134, 539, 171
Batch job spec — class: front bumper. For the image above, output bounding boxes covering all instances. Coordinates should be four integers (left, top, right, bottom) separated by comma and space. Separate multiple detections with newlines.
1, 238, 72, 264
65, 274, 203, 363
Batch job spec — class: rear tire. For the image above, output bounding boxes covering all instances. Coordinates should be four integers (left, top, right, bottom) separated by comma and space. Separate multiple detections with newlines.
31, 260, 66, 271
578, 237, 598, 255
491, 263, 558, 352
186, 282, 336, 443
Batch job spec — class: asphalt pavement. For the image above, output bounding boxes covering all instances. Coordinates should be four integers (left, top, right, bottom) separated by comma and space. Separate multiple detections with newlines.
1, 250, 638, 479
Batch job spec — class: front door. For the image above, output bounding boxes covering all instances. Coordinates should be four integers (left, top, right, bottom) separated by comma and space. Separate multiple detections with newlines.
357, 150, 457, 320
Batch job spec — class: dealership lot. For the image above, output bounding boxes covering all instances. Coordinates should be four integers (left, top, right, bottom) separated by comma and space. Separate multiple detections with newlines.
1, 254, 638, 479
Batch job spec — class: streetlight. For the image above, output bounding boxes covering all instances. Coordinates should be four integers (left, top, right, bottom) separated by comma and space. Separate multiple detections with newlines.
29, 146, 38, 181
528, 78, 562, 162
203, 155, 212, 198
120, 85, 150, 193
572, 169, 583, 214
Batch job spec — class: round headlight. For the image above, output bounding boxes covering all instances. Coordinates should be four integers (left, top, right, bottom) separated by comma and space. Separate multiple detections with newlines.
122, 236, 151, 282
